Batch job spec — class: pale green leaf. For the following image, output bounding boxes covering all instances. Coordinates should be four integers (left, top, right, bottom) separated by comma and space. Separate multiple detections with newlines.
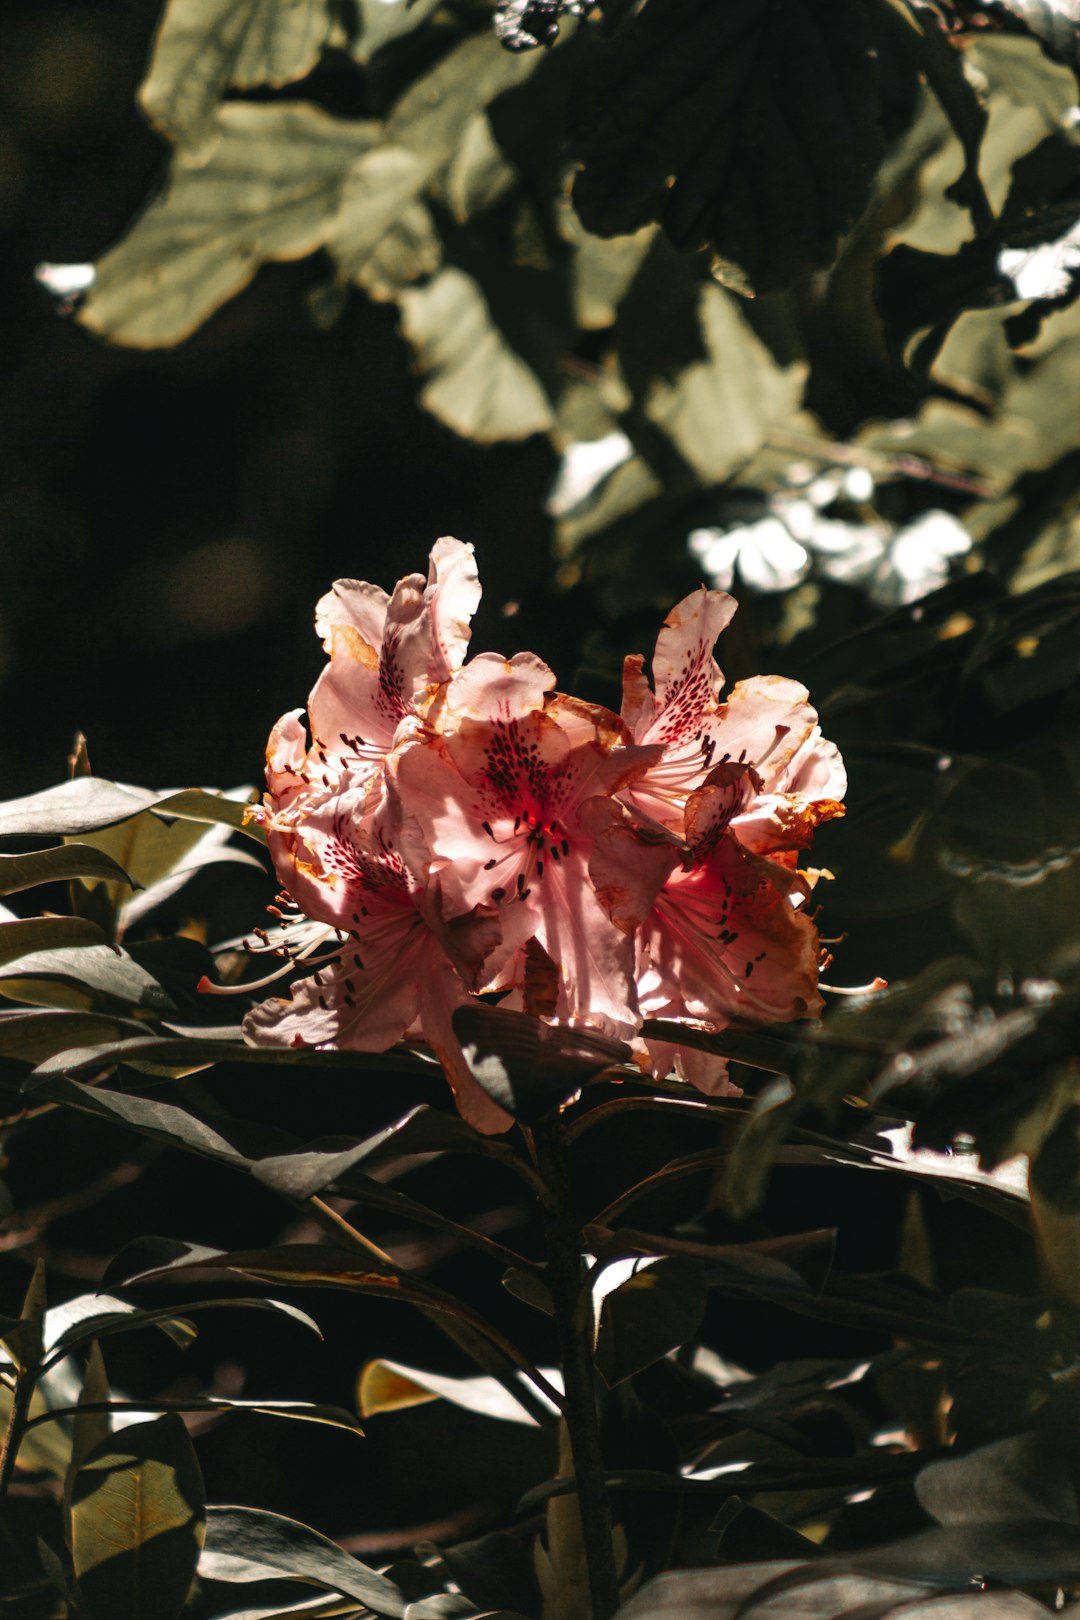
80, 103, 379, 348
398, 265, 555, 442
140, 0, 335, 147
643, 282, 807, 483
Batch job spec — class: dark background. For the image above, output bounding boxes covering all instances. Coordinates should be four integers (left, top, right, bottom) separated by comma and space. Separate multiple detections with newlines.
2, 0, 572, 803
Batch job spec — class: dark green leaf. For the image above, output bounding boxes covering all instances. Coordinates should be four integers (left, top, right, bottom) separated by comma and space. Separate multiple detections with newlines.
43, 1294, 321, 1365
0, 944, 175, 1014
593, 1253, 706, 1387
0, 1010, 148, 1064
570, 0, 888, 294
0, 916, 111, 966
32, 1396, 361, 1435
70, 1414, 205, 1620
451, 1003, 630, 1122
22, 1074, 281, 1164
0, 845, 136, 898
198, 1505, 406, 1616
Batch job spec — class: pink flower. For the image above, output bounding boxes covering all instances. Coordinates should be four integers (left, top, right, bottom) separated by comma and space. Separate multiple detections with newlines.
241, 798, 514, 1133
593, 767, 823, 1095
392, 652, 663, 1035
619, 587, 846, 852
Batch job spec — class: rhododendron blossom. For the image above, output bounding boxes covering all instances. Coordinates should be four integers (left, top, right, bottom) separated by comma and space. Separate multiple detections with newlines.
241, 539, 845, 1130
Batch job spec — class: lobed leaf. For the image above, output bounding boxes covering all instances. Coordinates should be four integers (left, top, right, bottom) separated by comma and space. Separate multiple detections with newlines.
140, 0, 335, 147
569, 0, 888, 294
79, 103, 380, 348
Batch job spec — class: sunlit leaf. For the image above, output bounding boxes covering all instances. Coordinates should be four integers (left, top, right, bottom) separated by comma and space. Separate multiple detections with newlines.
358, 1358, 559, 1426
140, 0, 335, 147
70, 1414, 206, 1620
398, 266, 556, 442
79, 103, 380, 348
198, 1505, 406, 1615
0, 778, 161, 838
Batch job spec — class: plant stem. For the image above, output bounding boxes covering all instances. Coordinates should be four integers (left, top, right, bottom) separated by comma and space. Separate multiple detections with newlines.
533, 1115, 620, 1620
0, 1371, 33, 1498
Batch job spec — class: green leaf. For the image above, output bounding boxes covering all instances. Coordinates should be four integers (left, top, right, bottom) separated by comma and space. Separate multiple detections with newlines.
46, 1295, 320, 1365
983, 0, 1080, 70
70, 1414, 205, 1620
0, 779, 161, 838
1, 1260, 49, 1374
140, 0, 335, 147
569, 0, 888, 294
34, 1396, 362, 1435
357, 1358, 558, 1426
451, 1004, 630, 1121
0, 1010, 147, 1064
79, 103, 380, 348
65, 1340, 111, 1511
151, 787, 265, 840
327, 146, 432, 285
0, 944, 175, 1015
398, 266, 556, 442
592, 1252, 706, 1387
0, 844, 137, 898
198, 1505, 406, 1615
620, 256, 807, 484
0, 916, 111, 966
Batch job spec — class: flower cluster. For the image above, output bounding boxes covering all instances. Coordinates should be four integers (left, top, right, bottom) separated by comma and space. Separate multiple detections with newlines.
242, 540, 845, 1131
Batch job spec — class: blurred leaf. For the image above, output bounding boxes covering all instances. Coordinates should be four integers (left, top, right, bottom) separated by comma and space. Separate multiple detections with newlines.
452, 1003, 630, 1121
0, 845, 136, 899
0, 916, 111, 966
327, 146, 431, 284
358, 1358, 559, 1426
398, 266, 556, 442
444, 114, 517, 223
569, 0, 887, 294
981, 0, 1080, 71
350, 0, 442, 61
915, 1431, 1079, 1527
80, 103, 380, 347
198, 1505, 406, 1615
592, 1252, 706, 1387
621, 258, 807, 484
70, 1413, 205, 1620
874, 0, 992, 235
140, 0, 335, 147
